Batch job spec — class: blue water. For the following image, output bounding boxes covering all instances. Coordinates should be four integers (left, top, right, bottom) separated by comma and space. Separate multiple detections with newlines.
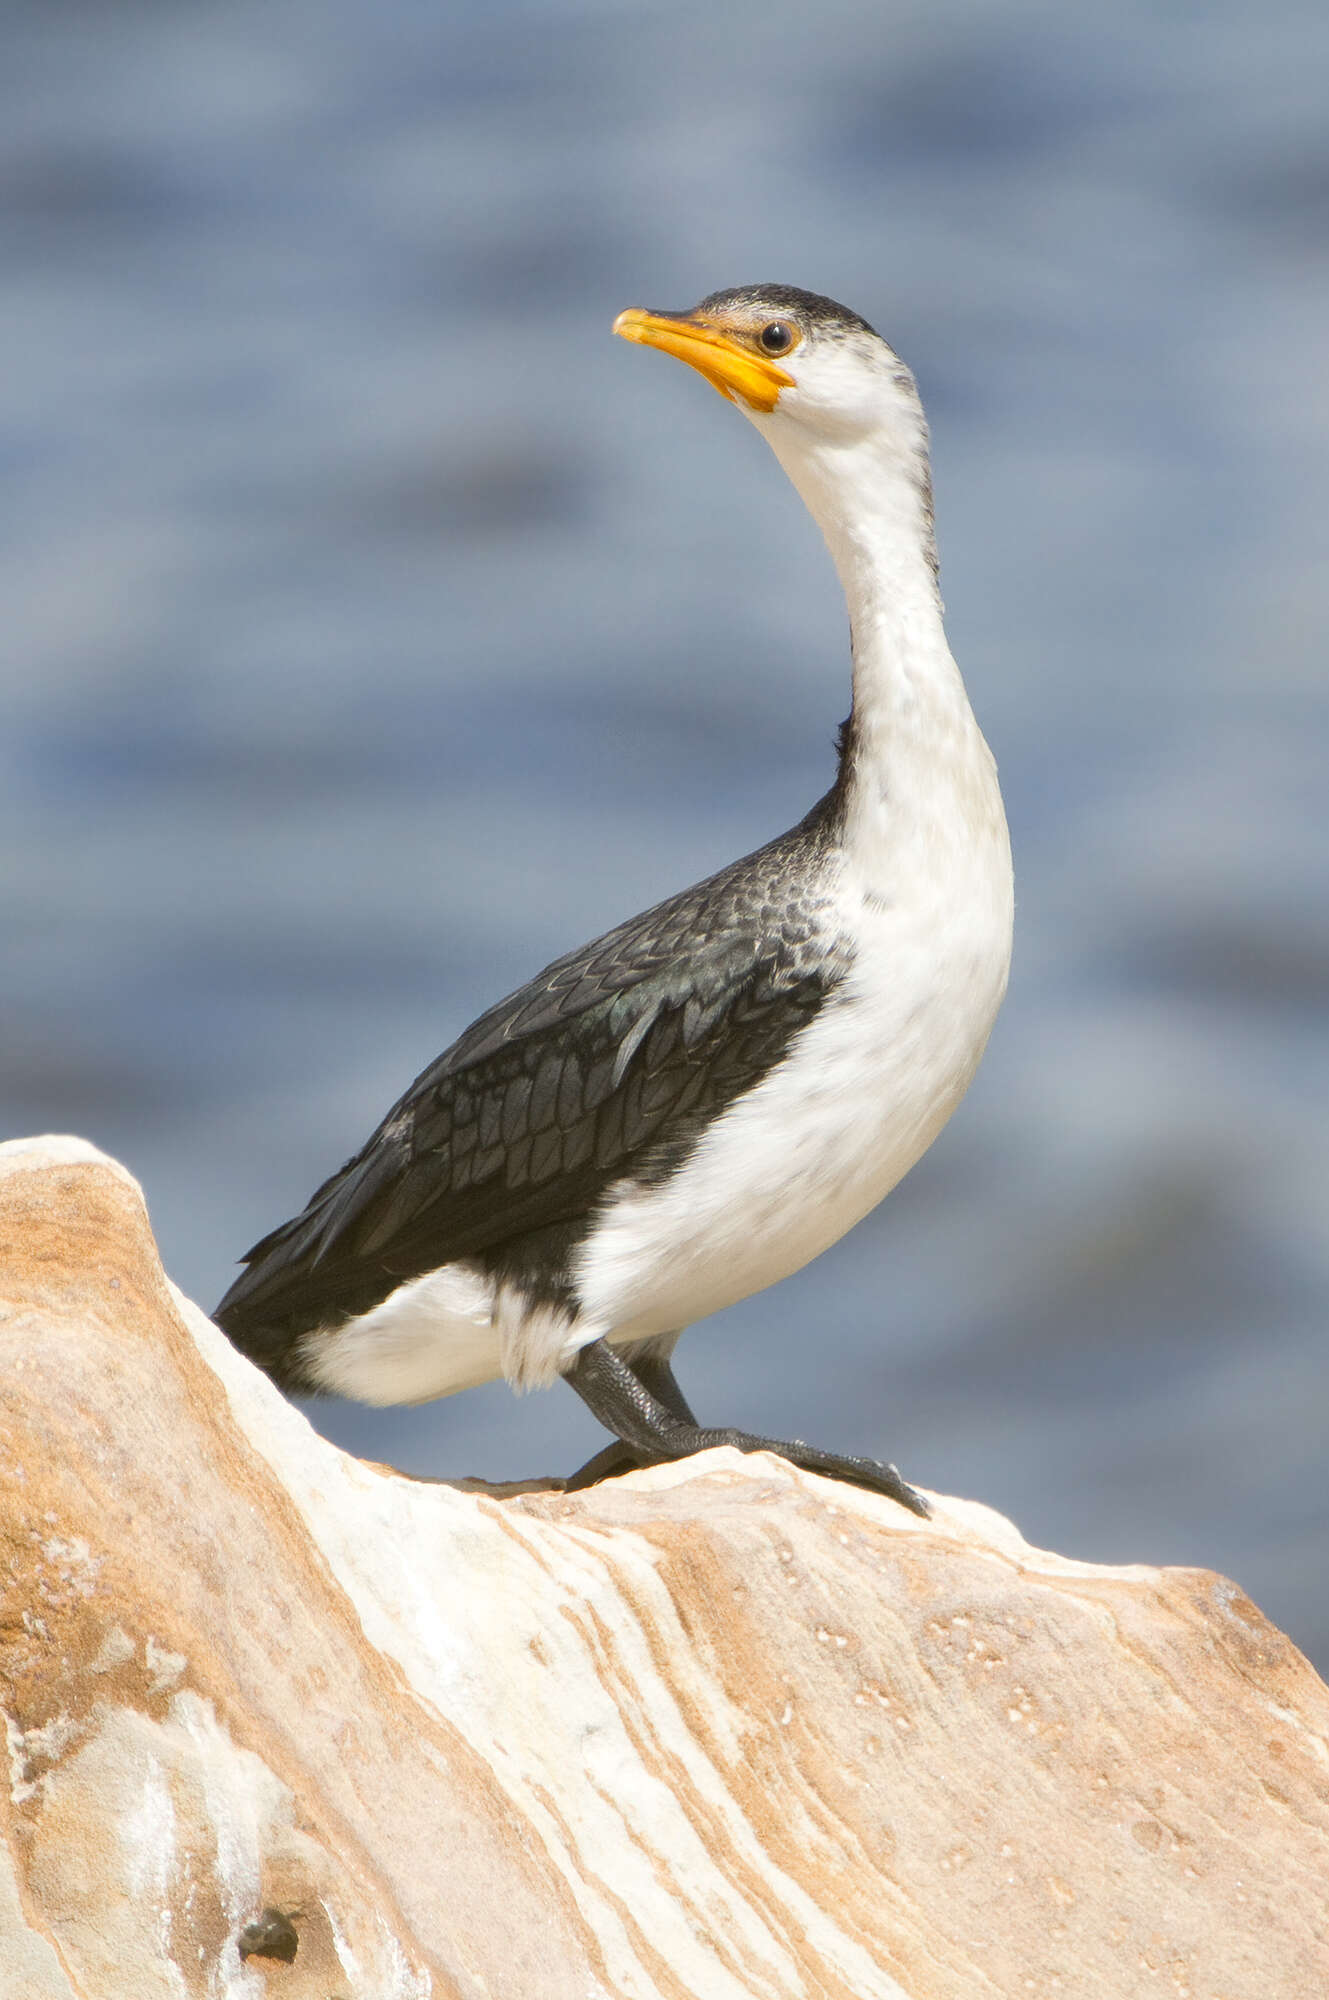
3, 0, 1327, 1664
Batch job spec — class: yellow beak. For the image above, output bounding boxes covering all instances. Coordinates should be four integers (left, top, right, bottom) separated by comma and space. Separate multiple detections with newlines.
613, 307, 794, 414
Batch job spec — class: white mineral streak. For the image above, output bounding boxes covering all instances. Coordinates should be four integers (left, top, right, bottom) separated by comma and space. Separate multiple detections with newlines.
1, 1136, 1327, 2000
186, 1288, 909, 1998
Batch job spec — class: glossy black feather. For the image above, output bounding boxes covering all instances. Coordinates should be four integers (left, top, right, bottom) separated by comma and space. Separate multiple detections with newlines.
215, 792, 850, 1374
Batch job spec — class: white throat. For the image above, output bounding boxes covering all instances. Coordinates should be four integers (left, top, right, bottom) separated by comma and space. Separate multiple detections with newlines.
753, 406, 997, 881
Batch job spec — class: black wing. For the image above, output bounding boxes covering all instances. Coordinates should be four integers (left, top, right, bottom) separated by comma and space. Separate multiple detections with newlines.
215, 818, 846, 1359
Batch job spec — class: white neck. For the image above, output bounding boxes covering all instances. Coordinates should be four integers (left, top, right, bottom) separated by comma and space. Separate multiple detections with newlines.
757, 417, 991, 869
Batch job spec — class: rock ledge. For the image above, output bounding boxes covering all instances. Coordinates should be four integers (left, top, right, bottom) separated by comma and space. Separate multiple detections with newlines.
1, 1135, 1326, 1998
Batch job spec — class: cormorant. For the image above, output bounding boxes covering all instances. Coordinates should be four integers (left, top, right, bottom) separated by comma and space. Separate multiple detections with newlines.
215, 286, 1014, 1513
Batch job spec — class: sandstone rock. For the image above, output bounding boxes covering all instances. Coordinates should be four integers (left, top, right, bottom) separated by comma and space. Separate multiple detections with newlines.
0, 1134, 1326, 1999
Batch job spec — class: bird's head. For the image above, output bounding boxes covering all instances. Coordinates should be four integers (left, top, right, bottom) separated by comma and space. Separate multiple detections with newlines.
614, 285, 934, 574
614, 284, 923, 450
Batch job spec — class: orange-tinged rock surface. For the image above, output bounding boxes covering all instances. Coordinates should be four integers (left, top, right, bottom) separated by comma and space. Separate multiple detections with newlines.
1, 1135, 1326, 1998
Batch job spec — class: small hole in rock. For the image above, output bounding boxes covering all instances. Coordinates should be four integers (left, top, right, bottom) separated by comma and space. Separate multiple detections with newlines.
237, 1909, 299, 1964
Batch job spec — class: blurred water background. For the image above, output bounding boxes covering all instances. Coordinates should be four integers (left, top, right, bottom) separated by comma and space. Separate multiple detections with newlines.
3, 0, 1326, 1662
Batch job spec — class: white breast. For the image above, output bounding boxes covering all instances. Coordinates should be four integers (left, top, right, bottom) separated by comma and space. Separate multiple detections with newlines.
572, 746, 1014, 1356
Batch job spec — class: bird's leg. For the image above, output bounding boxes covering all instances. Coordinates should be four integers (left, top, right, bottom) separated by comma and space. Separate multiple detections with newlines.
562, 1338, 697, 1490
625, 1340, 699, 1424
562, 1338, 929, 1515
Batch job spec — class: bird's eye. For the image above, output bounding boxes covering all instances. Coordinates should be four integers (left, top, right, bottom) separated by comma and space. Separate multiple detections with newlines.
758, 321, 795, 355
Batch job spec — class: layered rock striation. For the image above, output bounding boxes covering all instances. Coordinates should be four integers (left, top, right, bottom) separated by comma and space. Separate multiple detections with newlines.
1, 1135, 1326, 1998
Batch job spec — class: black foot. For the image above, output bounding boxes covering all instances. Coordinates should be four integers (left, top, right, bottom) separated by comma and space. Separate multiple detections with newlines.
562, 1340, 929, 1517
563, 1440, 642, 1491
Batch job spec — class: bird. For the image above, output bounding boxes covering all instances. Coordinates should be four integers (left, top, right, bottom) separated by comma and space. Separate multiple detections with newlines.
215, 284, 1014, 1513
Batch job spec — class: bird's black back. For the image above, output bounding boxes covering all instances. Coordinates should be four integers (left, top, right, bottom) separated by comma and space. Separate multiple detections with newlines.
215, 791, 850, 1385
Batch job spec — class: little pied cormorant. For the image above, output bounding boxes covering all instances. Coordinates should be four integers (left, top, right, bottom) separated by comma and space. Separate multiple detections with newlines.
215, 285, 1014, 1513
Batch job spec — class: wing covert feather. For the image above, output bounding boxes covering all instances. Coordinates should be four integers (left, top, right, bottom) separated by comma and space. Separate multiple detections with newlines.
215, 813, 846, 1338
